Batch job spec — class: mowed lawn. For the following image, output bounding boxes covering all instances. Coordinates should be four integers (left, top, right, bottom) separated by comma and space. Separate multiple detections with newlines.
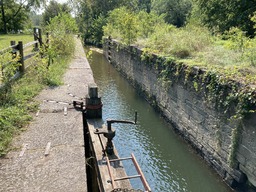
0, 34, 34, 50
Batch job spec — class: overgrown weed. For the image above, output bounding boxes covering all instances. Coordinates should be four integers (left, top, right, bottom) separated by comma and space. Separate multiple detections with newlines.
104, 9, 256, 85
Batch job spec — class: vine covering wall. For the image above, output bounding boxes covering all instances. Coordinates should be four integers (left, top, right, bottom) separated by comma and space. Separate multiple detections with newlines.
103, 38, 256, 189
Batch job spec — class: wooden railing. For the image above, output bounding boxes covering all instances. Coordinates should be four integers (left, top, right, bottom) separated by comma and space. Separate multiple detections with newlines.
0, 28, 45, 86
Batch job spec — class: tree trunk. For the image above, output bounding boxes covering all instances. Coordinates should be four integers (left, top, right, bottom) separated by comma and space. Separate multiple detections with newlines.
0, 0, 7, 34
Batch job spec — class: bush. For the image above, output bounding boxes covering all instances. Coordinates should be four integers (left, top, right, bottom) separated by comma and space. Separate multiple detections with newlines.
104, 8, 212, 57
104, 7, 138, 45
44, 13, 77, 58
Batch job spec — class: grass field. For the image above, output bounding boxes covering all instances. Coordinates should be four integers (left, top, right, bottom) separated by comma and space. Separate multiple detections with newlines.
0, 34, 34, 50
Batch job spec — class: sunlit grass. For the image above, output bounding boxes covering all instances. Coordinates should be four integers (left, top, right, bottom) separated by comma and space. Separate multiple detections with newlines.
136, 26, 256, 85
0, 34, 34, 50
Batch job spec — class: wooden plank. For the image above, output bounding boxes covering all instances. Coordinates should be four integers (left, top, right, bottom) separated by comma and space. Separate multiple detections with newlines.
23, 41, 38, 49
87, 119, 132, 191
24, 52, 36, 61
0, 44, 17, 55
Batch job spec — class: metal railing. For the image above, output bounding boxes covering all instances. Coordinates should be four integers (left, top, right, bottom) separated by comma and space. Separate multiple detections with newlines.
106, 153, 151, 192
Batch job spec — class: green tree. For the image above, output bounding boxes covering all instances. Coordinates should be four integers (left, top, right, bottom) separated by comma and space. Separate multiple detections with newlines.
193, 0, 256, 35
43, 12, 77, 69
104, 7, 138, 45
85, 14, 107, 46
73, 0, 138, 45
151, 0, 192, 27
88, 0, 138, 16
30, 12, 42, 27
137, 11, 165, 38
138, 0, 151, 13
0, 0, 44, 33
42, 0, 70, 26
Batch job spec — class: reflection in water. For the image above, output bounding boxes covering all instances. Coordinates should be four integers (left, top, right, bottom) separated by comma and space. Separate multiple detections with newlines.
87, 48, 231, 192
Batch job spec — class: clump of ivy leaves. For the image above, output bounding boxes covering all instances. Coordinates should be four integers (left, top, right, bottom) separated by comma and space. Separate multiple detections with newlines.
202, 71, 256, 167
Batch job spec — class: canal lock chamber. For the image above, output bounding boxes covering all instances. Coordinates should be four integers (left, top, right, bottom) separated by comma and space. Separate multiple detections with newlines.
100, 38, 256, 192
80, 45, 244, 192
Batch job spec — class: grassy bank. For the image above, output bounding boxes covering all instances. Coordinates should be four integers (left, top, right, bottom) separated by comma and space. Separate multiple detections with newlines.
0, 55, 71, 156
0, 14, 77, 156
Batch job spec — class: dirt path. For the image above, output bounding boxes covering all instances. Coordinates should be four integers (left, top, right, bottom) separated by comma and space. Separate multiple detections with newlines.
0, 37, 94, 192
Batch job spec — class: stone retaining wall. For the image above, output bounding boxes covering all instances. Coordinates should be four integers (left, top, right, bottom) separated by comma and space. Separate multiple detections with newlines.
103, 39, 256, 190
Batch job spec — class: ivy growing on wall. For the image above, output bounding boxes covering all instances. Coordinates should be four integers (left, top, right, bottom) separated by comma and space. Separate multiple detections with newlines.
140, 45, 256, 167
114, 39, 256, 168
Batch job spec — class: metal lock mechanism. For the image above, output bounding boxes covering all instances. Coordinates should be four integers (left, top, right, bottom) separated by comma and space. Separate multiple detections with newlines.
94, 112, 137, 155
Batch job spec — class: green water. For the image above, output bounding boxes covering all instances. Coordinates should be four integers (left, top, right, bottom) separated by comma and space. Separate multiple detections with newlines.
88, 48, 231, 192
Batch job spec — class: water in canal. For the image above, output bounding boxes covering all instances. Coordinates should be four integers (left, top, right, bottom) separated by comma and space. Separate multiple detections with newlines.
87, 48, 232, 192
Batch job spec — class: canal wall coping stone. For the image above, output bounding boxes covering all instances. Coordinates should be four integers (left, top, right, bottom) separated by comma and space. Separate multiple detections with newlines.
103, 38, 256, 190
0, 37, 93, 191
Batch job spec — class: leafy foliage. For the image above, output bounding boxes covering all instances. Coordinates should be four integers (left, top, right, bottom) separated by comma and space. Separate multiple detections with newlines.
42, 0, 71, 26
0, 0, 45, 33
0, 53, 20, 84
104, 9, 212, 57
104, 7, 139, 45
73, 0, 155, 45
0, 0, 28, 33
44, 13, 77, 59
84, 14, 107, 46
104, 8, 170, 46
193, 0, 256, 36
137, 11, 165, 38
151, 0, 192, 27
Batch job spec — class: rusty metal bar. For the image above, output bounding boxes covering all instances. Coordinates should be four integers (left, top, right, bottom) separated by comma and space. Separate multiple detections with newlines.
131, 153, 151, 192
114, 174, 141, 181
105, 156, 116, 189
105, 153, 151, 191
109, 157, 132, 162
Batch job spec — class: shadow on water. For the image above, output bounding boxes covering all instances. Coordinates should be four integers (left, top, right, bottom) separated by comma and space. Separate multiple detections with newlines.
86, 47, 232, 192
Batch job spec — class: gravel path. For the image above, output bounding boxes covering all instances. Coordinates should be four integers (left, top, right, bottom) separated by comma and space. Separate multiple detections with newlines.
0, 37, 94, 192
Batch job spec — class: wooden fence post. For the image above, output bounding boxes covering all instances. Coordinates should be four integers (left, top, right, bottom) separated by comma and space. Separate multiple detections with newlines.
46, 32, 49, 45
33, 27, 39, 50
10, 40, 16, 59
38, 28, 43, 47
18, 41, 25, 73
10, 41, 16, 46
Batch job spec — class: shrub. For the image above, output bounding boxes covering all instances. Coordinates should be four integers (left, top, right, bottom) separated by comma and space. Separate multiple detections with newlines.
104, 7, 138, 45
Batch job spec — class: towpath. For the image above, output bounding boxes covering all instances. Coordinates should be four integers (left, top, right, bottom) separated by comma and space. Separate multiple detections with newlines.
0, 37, 94, 192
